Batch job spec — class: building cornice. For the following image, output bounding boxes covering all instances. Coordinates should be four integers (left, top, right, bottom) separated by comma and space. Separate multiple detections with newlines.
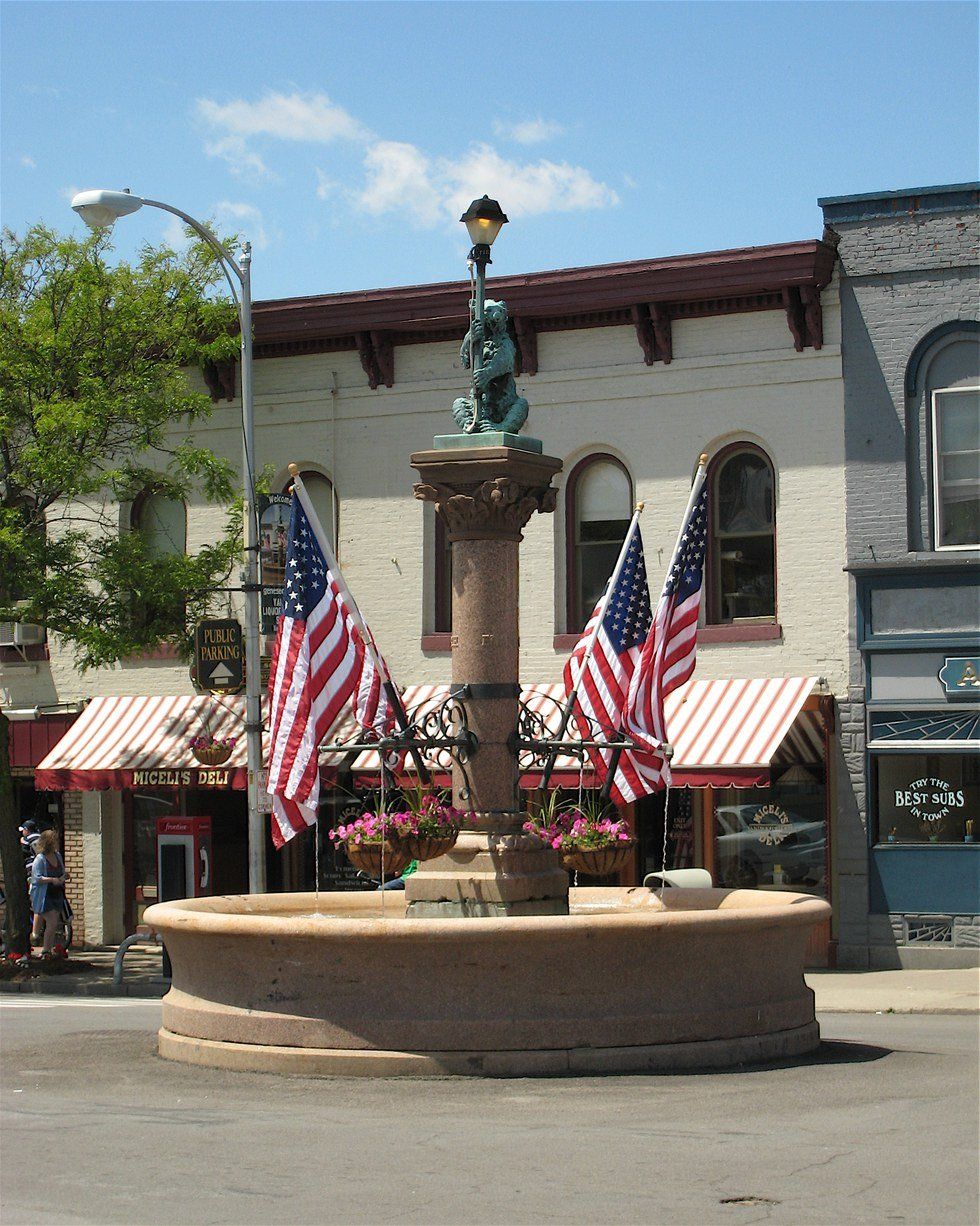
249, 239, 837, 386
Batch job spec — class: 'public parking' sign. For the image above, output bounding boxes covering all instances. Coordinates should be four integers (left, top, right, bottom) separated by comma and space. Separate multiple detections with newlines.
194, 619, 244, 694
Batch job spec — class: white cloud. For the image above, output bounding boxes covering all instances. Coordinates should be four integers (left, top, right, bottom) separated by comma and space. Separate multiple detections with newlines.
194, 90, 616, 233
198, 92, 370, 180
352, 139, 618, 230
213, 200, 268, 250
205, 134, 273, 182
442, 144, 619, 219
492, 117, 564, 145
355, 141, 443, 226
20, 155, 37, 170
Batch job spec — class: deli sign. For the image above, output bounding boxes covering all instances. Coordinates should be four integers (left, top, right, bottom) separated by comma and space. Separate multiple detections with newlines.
894, 776, 965, 821
133, 768, 234, 788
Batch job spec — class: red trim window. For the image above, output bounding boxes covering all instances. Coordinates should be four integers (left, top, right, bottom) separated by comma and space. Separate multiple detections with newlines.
565, 454, 633, 633
706, 444, 776, 625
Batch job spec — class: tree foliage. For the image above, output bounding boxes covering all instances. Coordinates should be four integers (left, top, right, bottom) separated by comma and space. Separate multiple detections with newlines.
0, 223, 243, 954
0, 223, 242, 660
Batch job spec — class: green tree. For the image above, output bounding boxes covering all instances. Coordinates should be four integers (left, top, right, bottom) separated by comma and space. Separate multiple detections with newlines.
0, 224, 242, 957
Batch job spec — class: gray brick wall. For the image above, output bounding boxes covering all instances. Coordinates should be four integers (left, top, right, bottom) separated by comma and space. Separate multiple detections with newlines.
821, 186, 980, 966
833, 213, 979, 563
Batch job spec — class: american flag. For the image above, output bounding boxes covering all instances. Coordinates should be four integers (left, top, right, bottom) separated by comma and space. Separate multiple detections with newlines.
563, 518, 661, 805
624, 467, 709, 787
266, 489, 393, 847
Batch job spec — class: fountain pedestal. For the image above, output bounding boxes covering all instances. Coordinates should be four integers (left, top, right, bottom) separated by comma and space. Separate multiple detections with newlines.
407, 444, 568, 917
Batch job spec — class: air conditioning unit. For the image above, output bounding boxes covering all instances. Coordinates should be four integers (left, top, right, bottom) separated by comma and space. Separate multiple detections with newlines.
13, 622, 46, 646
0, 622, 17, 647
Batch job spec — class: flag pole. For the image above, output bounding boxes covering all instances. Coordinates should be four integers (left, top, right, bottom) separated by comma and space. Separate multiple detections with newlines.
539, 500, 646, 792
288, 466, 431, 786
598, 454, 710, 802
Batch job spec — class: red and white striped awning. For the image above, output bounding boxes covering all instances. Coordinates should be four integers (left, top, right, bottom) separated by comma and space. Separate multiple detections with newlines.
35, 677, 820, 793
34, 693, 361, 791
35, 695, 255, 791
350, 676, 820, 789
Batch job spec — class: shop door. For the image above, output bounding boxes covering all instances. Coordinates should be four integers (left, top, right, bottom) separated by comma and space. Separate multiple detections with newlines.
185, 791, 249, 896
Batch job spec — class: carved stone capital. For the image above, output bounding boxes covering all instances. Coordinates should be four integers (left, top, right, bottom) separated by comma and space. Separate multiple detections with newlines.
412, 445, 562, 542
415, 475, 557, 541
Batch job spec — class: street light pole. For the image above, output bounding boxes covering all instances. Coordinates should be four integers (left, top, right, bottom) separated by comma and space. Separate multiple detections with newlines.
71, 189, 267, 893
237, 241, 267, 895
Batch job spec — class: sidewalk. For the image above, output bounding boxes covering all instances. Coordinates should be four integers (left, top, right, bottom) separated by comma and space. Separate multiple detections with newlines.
1, 949, 977, 1012
806, 968, 978, 1015
0, 945, 168, 997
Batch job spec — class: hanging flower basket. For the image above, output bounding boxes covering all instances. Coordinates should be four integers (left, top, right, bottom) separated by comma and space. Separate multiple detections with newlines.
561, 840, 636, 878
405, 830, 459, 862
191, 742, 233, 767
343, 840, 413, 879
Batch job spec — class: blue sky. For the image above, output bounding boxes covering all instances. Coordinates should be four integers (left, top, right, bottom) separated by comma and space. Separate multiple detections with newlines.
2, 1, 978, 301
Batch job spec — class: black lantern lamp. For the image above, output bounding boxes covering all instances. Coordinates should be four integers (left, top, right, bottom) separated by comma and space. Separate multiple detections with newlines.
460, 195, 508, 266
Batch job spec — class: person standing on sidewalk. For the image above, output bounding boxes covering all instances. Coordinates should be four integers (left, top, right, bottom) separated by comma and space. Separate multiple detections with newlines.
30, 830, 68, 957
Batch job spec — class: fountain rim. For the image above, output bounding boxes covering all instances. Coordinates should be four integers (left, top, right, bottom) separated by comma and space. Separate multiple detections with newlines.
145, 887, 831, 941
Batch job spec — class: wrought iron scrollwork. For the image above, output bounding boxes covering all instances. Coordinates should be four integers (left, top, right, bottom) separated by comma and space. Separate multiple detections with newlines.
318, 687, 475, 774
514, 691, 637, 775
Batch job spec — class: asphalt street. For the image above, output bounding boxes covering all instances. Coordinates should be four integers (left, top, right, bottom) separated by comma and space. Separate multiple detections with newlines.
1, 999, 977, 1226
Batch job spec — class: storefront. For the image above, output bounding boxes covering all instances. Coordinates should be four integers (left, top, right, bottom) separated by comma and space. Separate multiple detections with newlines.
349, 677, 836, 961
33, 695, 285, 934
857, 566, 980, 954
33, 679, 837, 957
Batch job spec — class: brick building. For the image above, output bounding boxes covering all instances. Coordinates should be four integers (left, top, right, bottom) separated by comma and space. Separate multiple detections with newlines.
5, 211, 857, 961
819, 182, 979, 967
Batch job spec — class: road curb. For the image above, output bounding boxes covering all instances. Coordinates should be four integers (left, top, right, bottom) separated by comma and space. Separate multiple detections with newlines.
0, 980, 168, 999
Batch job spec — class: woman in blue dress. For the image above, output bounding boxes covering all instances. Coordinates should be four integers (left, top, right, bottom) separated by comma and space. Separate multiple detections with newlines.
30, 830, 68, 956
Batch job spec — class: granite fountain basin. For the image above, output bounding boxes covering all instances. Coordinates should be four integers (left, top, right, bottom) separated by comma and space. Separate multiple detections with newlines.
145, 886, 831, 1077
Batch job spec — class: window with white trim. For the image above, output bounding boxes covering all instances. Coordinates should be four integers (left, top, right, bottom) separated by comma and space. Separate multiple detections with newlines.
932, 387, 980, 548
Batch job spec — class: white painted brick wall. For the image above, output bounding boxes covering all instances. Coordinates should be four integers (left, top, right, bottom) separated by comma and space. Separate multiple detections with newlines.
8, 288, 848, 710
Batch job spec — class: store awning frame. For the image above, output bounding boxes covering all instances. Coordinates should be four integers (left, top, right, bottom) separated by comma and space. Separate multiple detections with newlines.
350, 677, 822, 791
35, 678, 823, 794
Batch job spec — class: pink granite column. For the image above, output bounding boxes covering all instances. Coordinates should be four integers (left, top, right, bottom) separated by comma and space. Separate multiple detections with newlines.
406, 445, 568, 917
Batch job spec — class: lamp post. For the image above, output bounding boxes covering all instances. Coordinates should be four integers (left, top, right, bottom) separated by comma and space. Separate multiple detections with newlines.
458, 196, 508, 432
71, 188, 266, 894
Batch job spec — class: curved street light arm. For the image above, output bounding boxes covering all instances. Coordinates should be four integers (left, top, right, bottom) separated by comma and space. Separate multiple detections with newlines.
141, 198, 243, 310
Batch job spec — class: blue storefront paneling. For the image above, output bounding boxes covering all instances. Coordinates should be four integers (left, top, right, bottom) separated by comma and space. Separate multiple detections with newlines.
870, 845, 980, 914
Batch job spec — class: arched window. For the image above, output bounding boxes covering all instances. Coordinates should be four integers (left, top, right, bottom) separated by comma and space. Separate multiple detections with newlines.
294, 470, 337, 552
132, 490, 187, 558
130, 489, 187, 632
566, 455, 633, 632
707, 444, 776, 624
906, 323, 979, 551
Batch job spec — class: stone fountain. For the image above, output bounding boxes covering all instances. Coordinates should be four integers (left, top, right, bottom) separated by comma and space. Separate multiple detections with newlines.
145, 290, 830, 1078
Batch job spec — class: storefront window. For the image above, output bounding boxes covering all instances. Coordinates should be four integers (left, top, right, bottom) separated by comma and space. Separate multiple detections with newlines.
714, 772, 827, 894
874, 754, 978, 843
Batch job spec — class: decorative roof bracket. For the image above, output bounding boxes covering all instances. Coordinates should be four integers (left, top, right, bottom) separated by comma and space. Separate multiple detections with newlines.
631, 303, 672, 365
